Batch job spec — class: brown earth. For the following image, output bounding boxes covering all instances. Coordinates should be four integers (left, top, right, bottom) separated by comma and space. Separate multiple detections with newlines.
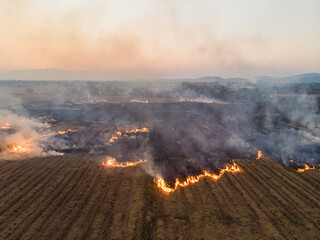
0, 156, 319, 240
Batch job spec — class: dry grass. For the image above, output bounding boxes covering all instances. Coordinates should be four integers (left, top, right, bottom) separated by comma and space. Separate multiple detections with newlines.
0, 156, 319, 239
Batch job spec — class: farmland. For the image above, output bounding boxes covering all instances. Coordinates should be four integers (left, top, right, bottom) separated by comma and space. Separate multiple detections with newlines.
1, 0, 320, 238
0, 155, 319, 240
0, 80, 319, 239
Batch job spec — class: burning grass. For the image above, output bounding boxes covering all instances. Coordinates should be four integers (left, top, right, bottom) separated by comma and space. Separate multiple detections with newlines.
297, 164, 319, 172
130, 99, 149, 103
0, 123, 11, 129
57, 129, 77, 135
7, 141, 33, 154
256, 151, 263, 159
108, 127, 149, 144
154, 161, 241, 194
102, 156, 147, 168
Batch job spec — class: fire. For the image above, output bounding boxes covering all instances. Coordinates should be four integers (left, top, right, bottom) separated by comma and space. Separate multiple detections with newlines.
7, 141, 33, 153
0, 122, 11, 129
108, 127, 149, 144
179, 98, 228, 104
155, 161, 240, 194
256, 151, 262, 159
130, 99, 149, 103
88, 99, 108, 103
297, 164, 317, 172
108, 135, 119, 144
102, 157, 147, 168
124, 127, 148, 134
180, 98, 214, 103
57, 129, 77, 135
39, 132, 55, 137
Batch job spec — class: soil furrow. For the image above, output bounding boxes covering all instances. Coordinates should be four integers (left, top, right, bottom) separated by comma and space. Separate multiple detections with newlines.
228, 173, 288, 239
242, 160, 320, 229
0, 157, 46, 197
234, 167, 311, 240
53, 166, 102, 240
0, 158, 68, 216
7, 159, 91, 240
261, 159, 320, 202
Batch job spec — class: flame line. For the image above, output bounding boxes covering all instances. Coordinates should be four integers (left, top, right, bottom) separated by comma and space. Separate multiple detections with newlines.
102, 159, 147, 168
57, 129, 77, 135
108, 127, 148, 144
155, 161, 240, 194
297, 164, 318, 172
130, 99, 149, 103
256, 151, 263, 159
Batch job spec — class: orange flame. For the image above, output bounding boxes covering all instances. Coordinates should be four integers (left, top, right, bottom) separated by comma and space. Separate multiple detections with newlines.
124, 127, 148, 134
297, 164, 317, 172
130, 99, 149, 103
179, 98, 214, 103
155, 161, 240, 194
39, 132, 55, 137
256, 151, 262, 160
108, 135, 119, 144
108, 127, 148, 144
57, 129, 77, 135
102, 157, 147, 168
7, 141, 33, 153
0, 123, 11, 129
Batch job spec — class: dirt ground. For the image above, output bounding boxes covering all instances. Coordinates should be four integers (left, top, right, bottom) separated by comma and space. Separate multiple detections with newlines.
0, 156, 319, 240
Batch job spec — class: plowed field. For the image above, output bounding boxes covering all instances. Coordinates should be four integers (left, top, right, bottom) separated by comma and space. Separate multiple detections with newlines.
0, 156, 319, 240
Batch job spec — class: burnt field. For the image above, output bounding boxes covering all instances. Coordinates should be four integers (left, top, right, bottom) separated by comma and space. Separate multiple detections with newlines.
24, 101, 258, 184
0, 80, 320, 239
21, 98, 320, 172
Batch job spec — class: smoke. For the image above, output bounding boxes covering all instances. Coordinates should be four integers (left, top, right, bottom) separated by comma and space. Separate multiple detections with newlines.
253, 93, 320, 166
174, 88, 228, 104
0, 90, 66, 159
1, 79, 319, 182
0, 0, 295, 79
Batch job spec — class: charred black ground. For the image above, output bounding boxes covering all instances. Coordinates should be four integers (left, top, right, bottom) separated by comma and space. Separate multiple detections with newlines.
1, 79, 320, 184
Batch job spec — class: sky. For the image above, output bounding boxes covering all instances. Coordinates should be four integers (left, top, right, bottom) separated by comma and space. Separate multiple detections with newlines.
0, 0, 319, 79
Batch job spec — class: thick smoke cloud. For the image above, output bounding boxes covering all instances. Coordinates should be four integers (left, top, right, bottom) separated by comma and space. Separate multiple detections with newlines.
0, 90, 66, 159
1, 79, 319, 181
191, 83, 320, 167
253, 94, 320, 165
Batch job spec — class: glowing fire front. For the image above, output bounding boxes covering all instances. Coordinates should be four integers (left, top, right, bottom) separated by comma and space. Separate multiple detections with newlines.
179, 98, 214, 103
130, 99, 149, 103
155, 161, 240, 194
102, 157, 147, 168
0, 123, 11, 129
297, 164, 318, 172
7, 141, 33, 154
57, 129, 77, 135
108, 127, 149, 144
256, 151, 262, 159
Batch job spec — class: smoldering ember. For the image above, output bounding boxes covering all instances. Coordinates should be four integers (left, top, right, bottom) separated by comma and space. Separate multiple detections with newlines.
0, 76, 320, 239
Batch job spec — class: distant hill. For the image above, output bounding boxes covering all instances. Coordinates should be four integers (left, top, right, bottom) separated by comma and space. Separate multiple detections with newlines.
0, 68, 319, 84
256, 73, 320, 84
0, 68, 251, 82
194, 76, 248, 83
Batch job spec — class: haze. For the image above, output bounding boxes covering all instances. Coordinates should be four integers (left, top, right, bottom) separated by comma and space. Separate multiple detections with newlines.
0, 0, 319, 80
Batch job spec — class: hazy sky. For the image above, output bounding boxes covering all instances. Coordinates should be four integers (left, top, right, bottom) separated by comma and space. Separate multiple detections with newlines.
0, 0, 319, 79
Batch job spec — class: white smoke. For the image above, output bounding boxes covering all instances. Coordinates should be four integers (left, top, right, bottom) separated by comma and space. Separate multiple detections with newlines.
0, 90, 65, 159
